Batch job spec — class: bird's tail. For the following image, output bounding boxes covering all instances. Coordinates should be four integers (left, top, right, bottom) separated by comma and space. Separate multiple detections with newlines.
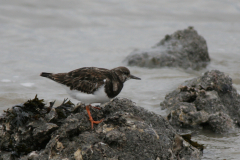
40, 72, 53, 79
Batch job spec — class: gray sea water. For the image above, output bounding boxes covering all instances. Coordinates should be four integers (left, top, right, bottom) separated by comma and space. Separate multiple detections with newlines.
0, 0, 240, 159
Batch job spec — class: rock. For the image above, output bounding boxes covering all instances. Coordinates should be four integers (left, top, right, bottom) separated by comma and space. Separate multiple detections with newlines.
0, 151, 18, 160
208, 112, 234, 133
124, 26, 210, 70
30, 120, 59, 143
25, 151, 39, 160
0, 97, 202, 160
161, 70, 240, 133
45, 108, 58, 122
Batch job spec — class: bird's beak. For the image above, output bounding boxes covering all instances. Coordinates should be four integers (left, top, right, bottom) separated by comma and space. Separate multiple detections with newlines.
129, 74, 141, 80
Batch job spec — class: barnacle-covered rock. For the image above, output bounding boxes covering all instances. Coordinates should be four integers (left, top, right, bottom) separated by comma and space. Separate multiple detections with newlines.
124, 26, 210, 70
0, 95, 74, 157
0, 97, 202, 159
161, 70, 240, 133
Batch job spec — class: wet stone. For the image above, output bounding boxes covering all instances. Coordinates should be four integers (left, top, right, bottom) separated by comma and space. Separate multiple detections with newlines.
124, 26, 210, 70
45, 108, 58, 123
32, 122, 59, 143
161, 70, 239, 133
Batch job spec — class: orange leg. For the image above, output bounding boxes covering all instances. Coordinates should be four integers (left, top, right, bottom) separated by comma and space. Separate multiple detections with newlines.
86, 105, 103, 129
93, 106, 101, 110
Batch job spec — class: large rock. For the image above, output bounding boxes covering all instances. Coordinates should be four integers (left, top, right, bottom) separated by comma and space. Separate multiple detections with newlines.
124, 26, 210, 70
0, 97, 202, 160
161, 70, 240, 133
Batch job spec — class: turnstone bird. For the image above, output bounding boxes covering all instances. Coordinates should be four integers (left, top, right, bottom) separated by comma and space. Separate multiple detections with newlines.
40, 66, 141, 129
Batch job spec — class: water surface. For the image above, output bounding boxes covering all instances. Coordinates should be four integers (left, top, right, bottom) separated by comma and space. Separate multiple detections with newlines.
0, 0, 240, 159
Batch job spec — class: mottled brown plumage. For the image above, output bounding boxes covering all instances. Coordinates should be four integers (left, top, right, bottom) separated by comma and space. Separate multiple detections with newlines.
40, 66, 140, 99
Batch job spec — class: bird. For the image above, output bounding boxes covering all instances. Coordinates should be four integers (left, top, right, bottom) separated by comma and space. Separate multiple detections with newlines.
40, 66, 141, 129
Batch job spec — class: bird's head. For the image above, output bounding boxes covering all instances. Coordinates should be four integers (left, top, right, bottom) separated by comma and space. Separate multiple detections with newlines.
112, 66, 141, 83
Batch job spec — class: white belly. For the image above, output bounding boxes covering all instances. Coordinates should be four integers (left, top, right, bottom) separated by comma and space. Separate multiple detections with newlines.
62, 85, 111, 104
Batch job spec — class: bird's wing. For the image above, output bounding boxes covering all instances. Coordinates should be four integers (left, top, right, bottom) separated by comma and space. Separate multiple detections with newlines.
52, 67, 110, 94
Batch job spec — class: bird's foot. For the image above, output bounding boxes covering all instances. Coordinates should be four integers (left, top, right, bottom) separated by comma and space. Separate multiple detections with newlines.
89, 119, 104, 130
86, 105, 104, 129
93, 106, 101, 110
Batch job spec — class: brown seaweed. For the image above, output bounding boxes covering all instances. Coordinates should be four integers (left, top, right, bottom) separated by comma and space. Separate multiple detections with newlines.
181, 134, 204, 151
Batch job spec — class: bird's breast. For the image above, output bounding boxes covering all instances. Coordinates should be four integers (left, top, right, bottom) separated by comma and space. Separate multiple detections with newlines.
104, 80, 123, 98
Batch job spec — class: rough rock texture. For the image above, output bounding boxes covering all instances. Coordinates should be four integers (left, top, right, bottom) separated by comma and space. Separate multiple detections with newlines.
0, 97, 202, 160
124, 26, 210, 70
161, 70, 240, 133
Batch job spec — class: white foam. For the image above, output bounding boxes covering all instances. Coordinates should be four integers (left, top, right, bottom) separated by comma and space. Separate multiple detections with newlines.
20, 83, 34, 87
1, 79, 11, 82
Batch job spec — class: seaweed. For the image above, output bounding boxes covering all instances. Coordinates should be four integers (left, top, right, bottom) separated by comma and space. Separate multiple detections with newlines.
181, 134, 204, 151
0, 96, 76, 158
3, 95, 46, 129
23, 94, 45, 114
55, 98, 74, 119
